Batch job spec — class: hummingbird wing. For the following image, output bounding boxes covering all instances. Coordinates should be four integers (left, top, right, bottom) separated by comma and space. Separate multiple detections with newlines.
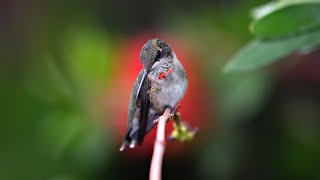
125, 70, 150, 144
119, 70, 144, 151
127, 70, 143, 125
137, 74, 150, 145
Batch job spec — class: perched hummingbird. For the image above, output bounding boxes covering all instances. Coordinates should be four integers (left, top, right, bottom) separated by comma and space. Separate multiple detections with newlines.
120, 38, 188, 151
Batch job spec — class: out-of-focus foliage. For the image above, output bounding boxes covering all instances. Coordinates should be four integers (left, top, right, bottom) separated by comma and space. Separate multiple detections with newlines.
225, 0, 320, 72
2, 0, 320, 179
251, 0, 320, 38
215, 72, 273, 127
224, 29, 320, 72
200, 71, 273, 179
60, 24, 112, 95
0, 9, 112, 178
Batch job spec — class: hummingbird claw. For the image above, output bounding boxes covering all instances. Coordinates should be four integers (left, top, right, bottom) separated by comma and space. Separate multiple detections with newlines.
163, 105, 174, 113
163, 104, 180, 120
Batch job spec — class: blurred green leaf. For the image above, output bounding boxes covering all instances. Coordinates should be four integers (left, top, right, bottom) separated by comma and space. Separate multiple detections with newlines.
47, 175, 78, 180
38, 111, 87, 157
250, 0, 320, 38
38, 110, 109, 179
25, 54, 75, 103
252, 0, 320, 20
224, 29, 320, 72
216, 72, 272, 126
61, 23, 112, 99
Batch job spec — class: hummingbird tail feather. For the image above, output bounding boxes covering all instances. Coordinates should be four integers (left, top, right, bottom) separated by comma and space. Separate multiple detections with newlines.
119, 141, 127, 151
119, 114, 159, 151
119, 132, 138, 151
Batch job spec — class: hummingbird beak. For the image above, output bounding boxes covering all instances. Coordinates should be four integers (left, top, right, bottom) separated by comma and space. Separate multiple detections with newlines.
136, 69, 149, 100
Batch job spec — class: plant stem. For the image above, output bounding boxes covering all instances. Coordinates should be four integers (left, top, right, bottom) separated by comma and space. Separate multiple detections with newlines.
149, 108, 171, 180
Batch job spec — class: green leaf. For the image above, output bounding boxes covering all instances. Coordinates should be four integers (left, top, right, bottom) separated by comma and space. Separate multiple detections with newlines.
250, 0, 320, 38
251, 0, 320, 20
61, 23, 112, 98
224, 29, 320, 72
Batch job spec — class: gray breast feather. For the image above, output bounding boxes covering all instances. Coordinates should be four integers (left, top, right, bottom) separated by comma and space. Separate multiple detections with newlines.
149, 54, 188, 112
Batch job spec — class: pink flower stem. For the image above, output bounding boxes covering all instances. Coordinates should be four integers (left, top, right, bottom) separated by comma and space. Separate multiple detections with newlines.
149, 108, 171, 180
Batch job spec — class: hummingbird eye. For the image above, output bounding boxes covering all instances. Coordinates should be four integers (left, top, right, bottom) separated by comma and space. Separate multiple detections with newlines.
155, 50, 161, 61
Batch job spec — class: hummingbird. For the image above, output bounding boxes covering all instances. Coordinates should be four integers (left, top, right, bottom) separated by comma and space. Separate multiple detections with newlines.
119, 38, 188, 151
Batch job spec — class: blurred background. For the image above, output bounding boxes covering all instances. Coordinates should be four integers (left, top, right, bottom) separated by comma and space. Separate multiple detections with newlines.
1, 0, 320, 179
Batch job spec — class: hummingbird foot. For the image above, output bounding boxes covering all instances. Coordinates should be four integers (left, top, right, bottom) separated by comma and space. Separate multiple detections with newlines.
168, 104, 181, 119
152, 106, 173, 124
163, 105, 174, 113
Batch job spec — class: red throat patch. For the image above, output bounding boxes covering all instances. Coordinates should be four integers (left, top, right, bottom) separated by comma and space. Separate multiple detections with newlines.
158, 68, 173, 80
158, 72, 166, 80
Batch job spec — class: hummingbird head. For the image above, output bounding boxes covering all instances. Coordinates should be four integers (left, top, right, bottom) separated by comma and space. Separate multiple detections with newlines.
136, 38, 173, 99
140, 38, 173, 71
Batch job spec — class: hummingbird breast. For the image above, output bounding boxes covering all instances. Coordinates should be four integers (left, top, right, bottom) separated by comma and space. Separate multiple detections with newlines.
148, 54, 188, 113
